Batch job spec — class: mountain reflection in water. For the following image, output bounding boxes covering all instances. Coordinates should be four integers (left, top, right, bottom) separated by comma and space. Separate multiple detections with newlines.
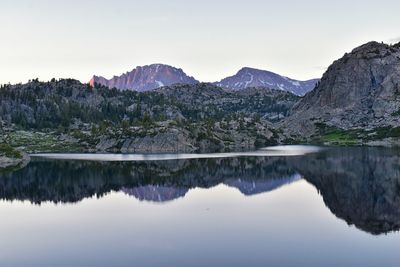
1, 147, 400, 235
0, 157, 299, 204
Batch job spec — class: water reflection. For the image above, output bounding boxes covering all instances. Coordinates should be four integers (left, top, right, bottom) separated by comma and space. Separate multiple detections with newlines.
0, 157, 298, 204
1, 147, 400, 236
291, 147, 400, 235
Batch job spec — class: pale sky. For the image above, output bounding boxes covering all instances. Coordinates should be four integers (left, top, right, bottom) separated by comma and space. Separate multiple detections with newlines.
1, 0, 400, 84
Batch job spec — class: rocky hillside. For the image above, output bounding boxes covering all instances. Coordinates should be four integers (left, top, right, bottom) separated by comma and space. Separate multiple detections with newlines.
215, 67, 319, 96
90, 64, 199, 91
284, 41, 400, 144
0, 80, 298, 153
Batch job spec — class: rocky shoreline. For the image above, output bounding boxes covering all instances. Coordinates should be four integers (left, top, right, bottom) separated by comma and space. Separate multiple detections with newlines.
0, 150, 30, 171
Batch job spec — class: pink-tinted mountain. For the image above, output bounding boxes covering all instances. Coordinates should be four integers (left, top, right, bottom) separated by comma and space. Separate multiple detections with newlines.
224, 173, 301, 196
214, 67, 319, 96
90, 64, 199, 91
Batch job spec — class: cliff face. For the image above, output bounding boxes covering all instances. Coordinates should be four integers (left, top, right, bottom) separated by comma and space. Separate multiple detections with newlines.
285, 42, 400, 138
90, 64, 199, 91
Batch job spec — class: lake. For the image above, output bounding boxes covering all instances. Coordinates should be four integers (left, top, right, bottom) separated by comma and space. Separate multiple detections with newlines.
0, 146, 399, 267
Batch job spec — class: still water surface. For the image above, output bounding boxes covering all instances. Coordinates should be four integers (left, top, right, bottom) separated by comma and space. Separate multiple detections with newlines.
0, 146, 399, 267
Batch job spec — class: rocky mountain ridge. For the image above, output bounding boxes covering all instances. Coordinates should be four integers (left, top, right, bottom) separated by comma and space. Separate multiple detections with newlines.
90, 64, 319, 95
90, 64, 199, 91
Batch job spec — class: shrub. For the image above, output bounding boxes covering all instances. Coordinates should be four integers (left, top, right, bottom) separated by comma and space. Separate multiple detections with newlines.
0, 143, 22, 159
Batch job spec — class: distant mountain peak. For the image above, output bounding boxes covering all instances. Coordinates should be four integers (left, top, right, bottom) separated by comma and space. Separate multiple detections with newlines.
90, 64, 199, 91
215, 67, 319, 96
238, 66, 274, 74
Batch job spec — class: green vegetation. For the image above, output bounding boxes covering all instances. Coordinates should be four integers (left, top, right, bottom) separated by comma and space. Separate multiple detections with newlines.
313, 122, 400, 145
372, 127, 400, 139
6, 131, 83, 153
320, 130, 358, 145
0, 143, 22, 159
0, 80, 297, 132
391, 109, 400, 116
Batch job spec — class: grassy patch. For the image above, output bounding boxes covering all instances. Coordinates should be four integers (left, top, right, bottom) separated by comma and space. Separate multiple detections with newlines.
320, 130, 358, 145
314, 122, 358, 145
314, 122, 400, 144
7, 131, 83, 153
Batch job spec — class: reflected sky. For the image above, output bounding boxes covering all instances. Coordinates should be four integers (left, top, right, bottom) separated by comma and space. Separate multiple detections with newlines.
0, 182, 398, 267
0, 147, 400, 267
32, 145, 322, 161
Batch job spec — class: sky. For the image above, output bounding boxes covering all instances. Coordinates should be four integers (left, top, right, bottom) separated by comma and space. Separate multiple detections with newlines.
1, 0, 400, 84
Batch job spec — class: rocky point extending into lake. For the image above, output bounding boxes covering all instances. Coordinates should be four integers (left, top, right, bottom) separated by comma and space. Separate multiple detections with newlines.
0, 143, 30, 171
